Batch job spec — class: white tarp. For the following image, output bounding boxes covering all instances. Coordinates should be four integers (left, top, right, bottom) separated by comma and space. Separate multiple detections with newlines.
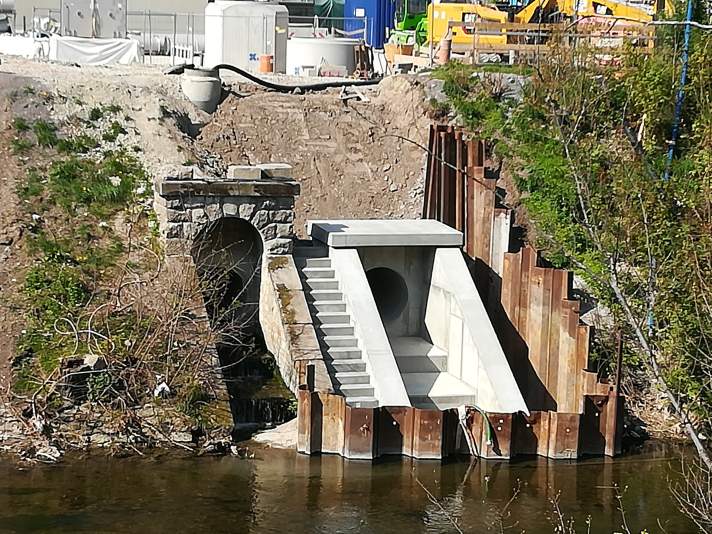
48, 36, 141, 65
0, 36, 48, 59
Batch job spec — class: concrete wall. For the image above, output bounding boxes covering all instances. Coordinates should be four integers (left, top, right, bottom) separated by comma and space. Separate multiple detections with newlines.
358, 246, 433, 339
424, 248, 528, 414
259, 255, 332, 393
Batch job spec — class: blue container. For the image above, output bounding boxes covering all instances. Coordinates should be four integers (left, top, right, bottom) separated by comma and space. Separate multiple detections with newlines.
344, 0, 396, 49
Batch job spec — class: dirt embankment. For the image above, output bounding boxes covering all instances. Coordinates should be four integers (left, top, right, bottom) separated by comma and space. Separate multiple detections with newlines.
0, 59, 200, 401
196, 76, 433, 235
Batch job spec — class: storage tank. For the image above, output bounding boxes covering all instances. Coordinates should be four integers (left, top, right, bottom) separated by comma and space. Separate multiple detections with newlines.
204, 1, 289, 74
286, 37, 359, 76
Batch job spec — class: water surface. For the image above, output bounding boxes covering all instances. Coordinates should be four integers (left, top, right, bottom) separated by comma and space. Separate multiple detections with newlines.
0, 441, 694, 533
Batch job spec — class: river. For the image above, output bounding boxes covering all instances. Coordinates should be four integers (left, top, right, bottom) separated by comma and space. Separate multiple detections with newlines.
0, 440, 695, 533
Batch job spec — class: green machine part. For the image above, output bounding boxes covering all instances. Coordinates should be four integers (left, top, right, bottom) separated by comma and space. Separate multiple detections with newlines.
392, 0, 428, 45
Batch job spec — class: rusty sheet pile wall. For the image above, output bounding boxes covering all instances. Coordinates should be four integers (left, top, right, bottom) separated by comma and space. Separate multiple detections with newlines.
422, 124, 622, 459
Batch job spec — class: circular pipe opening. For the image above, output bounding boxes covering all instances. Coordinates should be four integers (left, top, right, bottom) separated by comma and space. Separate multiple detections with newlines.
366, 267, 408, 321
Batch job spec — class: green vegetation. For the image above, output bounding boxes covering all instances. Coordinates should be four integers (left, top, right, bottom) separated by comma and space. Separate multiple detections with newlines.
11, 137, 33, 154
12, 116, 150, 398
434, 33, 712, 454
102, 121, 127, 142
12, 117, 30, 132
33, 120, 58, 147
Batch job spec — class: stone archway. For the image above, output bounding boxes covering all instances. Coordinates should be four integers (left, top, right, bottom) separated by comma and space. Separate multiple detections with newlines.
153, 164, 302, 429
154, 163, 299, 259
191, 217, 264, 332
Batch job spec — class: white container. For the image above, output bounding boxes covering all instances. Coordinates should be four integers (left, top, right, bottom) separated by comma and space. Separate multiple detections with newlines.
181, 68, 222, 113
204, 1, 288, 74
286, 37, 360, 76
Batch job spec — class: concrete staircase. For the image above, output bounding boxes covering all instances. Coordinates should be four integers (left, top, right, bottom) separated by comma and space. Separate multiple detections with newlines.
391, 336, 477, 410
295, 252, 378, 409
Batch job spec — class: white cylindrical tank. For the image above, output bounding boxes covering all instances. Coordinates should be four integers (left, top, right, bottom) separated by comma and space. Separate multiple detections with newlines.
286, 37, 360, 76
204, 1, 288, 74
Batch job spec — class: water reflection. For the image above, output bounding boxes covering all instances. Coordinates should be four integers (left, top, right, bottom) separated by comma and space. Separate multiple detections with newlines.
0, 442, 693, 533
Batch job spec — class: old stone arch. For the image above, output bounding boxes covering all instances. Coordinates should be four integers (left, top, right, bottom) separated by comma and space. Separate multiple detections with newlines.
191, 217, 264, 333
153, 164, 300, 427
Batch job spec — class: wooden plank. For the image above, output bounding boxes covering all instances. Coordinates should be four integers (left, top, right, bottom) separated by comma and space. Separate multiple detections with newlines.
578, 394, 608, 456
439, 131, 448, 225
513, 411, 550, 456
558, 300, 580, 413
482, 413, 513, 459
423, 125, 436, 219
296, 388, 316, 454
455, 131, 464, 232
547, 269, 566, 408
604, 391, 624, 457
574, 324, 590, 412
517, 246, 535, 341
503, 250, 522, 326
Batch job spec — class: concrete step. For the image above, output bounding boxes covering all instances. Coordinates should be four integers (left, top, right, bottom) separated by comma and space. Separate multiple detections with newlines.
395, 355, 448, 374
304, 257, 331, 269
302, 267, 335, 279
304, 278, 339, 291
308, 290, 343, 302
328, 347, 362, 360
293, 245, 328, 259
334, 371, 370, 385
391, 336, 448, 373
346, 397, 379, 409
339, 384, 375, 397
329, 359, 367, 373
312, 301, 347, 313
321, 335, 358, 348
320, 324, 355, 337
316, 312, 351, 324
401, 372, 476, 410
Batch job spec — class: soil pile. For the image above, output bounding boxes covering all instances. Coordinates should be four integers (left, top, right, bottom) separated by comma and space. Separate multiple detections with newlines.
196, 76, 433, 235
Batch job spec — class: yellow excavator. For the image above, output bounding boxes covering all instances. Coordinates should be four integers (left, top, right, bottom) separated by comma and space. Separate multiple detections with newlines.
426, 0, 508, 49
514, 0, 655, 24
424, 0, 669, 51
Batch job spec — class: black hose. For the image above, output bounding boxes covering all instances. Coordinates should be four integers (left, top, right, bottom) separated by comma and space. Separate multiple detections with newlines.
165, 63, 381, 93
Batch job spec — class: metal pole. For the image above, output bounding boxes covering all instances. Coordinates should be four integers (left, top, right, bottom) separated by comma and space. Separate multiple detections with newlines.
428, 3, 433, 67
615, 329, 623, 394
148, 10, 152, 64
663, 0, 695, 181
172, 13, 177, 65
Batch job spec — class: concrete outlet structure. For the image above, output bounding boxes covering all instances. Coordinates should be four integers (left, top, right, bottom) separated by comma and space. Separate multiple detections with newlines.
304, 219, 528, 414
154, 161, 620, 461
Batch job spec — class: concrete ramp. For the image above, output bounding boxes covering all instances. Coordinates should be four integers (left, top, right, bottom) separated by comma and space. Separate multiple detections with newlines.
425, 248, 529, 415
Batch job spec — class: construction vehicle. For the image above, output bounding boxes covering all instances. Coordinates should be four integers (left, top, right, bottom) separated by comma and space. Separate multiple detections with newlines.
390, 0, 429, 45
513, 0, 654, 23
425, 0, 508, 48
